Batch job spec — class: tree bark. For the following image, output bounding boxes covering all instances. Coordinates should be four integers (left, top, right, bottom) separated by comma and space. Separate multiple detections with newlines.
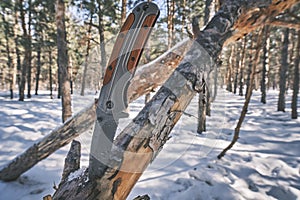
56, 0, 72, 122
197, 84, 206, 133
291, 30, 300, 119
18, 0, 29, 101
35, 47, 42, 95
2, 13, 14, 99
238, 37, 247, 96
167, 0, 175, 49
121, 0, 127, 24
278, 28, 289, 112
181, 0, 186, 34
233, 42, 241, 94
261, 26, 270, 104
226, 45, 234, 92
26, 0, 32, 99
49, 51, 53, 98
81, 14, 93, 96
197, 0, 216, 133
14, 2, 21, 99
97, 0, 107, 78
245, 34, 255, 98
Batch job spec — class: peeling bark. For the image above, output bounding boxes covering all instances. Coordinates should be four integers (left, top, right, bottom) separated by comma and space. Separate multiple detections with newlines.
278, 28, 290, 112
291, 30, 300, 119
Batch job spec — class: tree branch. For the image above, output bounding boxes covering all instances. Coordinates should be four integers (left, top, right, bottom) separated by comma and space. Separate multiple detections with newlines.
218, 26, 267, 159
267, 19, 300, 30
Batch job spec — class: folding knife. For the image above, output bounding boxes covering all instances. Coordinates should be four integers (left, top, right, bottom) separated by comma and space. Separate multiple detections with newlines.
89, 2, 160, 179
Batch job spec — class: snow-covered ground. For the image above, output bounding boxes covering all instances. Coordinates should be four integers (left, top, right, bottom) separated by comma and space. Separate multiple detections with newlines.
0, 88, 299, 200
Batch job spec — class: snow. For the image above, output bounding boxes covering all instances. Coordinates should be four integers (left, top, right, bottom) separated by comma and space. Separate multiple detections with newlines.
0, 89, 299, 200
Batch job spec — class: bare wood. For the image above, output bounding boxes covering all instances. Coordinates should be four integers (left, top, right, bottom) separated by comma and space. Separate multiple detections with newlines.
52, 1, 299, 199
218, 27, 266, 159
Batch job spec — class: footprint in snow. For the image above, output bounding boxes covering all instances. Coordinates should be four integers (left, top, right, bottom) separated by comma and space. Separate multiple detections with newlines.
266, 186, 297, 200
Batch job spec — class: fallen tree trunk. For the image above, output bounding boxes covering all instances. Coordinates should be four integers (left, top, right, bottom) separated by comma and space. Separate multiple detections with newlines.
0, 41, 190, 182
52, 0, 299, 199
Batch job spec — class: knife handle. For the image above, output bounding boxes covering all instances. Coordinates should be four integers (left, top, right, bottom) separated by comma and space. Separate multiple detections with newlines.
127, 14, 158, 72
103, 13, 135, 85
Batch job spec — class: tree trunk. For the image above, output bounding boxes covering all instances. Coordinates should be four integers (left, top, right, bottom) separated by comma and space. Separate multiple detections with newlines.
26, 0, 32, 99
81, 14, 93, 96
19, 0, 29, 101
197, 85, 206, 133
238, 37, 247, 96
278, 28, 289, 112
2, 13, 14, 99
261, 26, 270, 104
226, 45, 234, 92
233, 43, 241, 94
121, 0, 127, 24
35, 47, 42, 95
181, 0, 186, 34
245, 34, 255, 98
292, 30, 300, 119
57, 69, 61, 98
167, 0, 175, 49
197, 0, 216, 133
14, 2, 21, 99
56, 0, 72, 122
97, 0, 107, 78
49, 51, 53, 98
